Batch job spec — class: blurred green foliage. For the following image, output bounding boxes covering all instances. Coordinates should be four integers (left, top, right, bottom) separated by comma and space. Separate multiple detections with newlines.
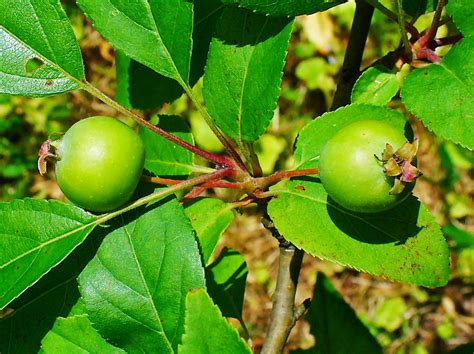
0, 94, 73, 201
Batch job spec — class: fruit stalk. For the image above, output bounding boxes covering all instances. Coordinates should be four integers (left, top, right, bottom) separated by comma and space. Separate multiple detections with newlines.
80, 82, 237, 169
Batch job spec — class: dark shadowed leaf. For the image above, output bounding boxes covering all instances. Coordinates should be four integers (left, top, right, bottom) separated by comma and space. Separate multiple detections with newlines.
293, 273, 382, 354
0, 236, 103, 353
0, 199, 97, 309
140, 115, 197, 177
221, 0, 344, 17
206, 248, 247, 321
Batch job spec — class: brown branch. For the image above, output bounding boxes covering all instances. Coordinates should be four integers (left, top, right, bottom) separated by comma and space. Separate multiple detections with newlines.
331, 0, 375, 109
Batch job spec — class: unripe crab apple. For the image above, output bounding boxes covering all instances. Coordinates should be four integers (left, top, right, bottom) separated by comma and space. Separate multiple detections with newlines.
39, 116, 145, 212
318, 120, 420, 213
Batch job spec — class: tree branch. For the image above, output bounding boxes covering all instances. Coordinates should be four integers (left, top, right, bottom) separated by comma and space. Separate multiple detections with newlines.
331, 0, 375, 110
261, 243, 304, 354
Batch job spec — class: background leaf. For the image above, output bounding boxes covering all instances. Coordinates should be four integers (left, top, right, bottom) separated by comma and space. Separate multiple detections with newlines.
351, 66, 399, 106
0, 199, 97, 309
206, 248, 248, 321
221, 0, 344, 17
77, 0, 193, 83
115, 50, 183, 111
268, 181, 450, 287
402, 0, 436, 18
78, 197, 205, 353
0, 0, 84, 96
0, 236, 102, 353
203, 7, 293, 143
140, 115, 197, 177
184, 198, 235, 264
294, 273, 382, 354
178, 289, 252, 354
401, 37, 474, 149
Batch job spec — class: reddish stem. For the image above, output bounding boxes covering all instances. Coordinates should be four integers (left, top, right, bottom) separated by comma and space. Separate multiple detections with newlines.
138, 119, 234, 168
425, 0, 446, 44
432, 34, 464, 48
81, 82, 236, 169
260, 168, 319, 187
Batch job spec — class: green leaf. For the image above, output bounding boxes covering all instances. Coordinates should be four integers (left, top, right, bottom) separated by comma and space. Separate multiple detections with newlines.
447, 0, 474, 36
449, 343, 474, 354
222, 0, 344, 17
294, 104, 409, 167
372, 297, 407, 332
401, 37, 474, 149
78, 197, 205, 353
179, 289, 252, 354
0, 199, 97, 309
206, 248, 248, 320
0, 236, 102, 353
41, 314, 125, 354
0, 0, 84, 96
268, 181, 450, 287
140, 115, 196, 176
184, 198, 235, 264
114, 0, 224, 110
351, 66, 400, 106
203, 7, 293, 143
443, 224, 474, 250
402, 0, 435, 18
115, 50, 183, 110
296, 273, 382, 354
77, 0, 193, 84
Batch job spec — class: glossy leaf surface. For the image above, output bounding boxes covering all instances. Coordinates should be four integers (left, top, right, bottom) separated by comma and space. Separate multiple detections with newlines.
78, 197, 205, 353
77, 0, 193, 83
203, 7, 293, 143
41, 314, 125, 354
0, 0, 84, 96
268, 179, 449, 287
